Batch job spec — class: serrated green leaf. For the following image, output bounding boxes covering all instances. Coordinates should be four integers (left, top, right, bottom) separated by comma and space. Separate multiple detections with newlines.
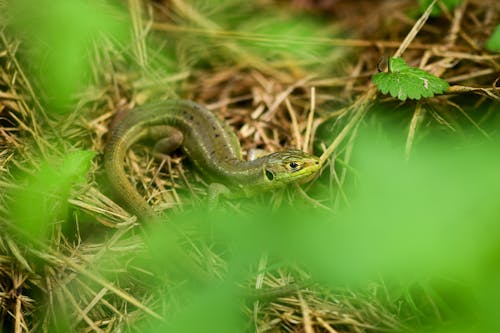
486, 24, 500, 52
372, 57, 449, 101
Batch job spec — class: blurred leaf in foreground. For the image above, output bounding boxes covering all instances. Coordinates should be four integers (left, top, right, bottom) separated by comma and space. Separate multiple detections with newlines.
10, 150, 95, 241
196, 134, 499, 283
6, 0, 127, 112
329, 133, 500, 282
199, 132, 500, 283
154, 285, 243, 333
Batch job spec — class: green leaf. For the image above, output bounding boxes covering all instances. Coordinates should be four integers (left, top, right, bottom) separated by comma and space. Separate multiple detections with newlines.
372, 57, 449, 101
7, 0, 128, 113
10, 150, 96, 241
486, 24, 500, 52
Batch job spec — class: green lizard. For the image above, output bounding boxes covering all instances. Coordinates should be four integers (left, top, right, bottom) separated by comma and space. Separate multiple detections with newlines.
104, 99, 319, 299
104, 99, 320, 218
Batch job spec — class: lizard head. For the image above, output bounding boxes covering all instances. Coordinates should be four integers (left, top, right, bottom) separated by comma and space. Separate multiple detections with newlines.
261, 149, 321, 187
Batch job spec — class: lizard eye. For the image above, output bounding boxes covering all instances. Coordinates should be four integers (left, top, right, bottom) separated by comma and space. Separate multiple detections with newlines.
265, 169, 275, 181
289, 161, 299, 169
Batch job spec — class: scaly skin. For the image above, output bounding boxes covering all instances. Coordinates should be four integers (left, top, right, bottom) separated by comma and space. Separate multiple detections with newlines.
104, 99, 321, 218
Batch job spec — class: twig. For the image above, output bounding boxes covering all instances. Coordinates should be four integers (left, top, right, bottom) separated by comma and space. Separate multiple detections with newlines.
394, 0, 438, 57
303, 87, 316, 153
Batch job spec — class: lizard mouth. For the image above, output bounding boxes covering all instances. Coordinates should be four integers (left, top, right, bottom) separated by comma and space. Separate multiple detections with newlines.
283, 157, 321, 183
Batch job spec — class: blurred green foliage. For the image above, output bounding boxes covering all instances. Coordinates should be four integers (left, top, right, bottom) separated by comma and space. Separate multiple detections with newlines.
7, 0, 128, 112
154, 285, 244, 333
486, 24, 500, 52
10, 150, 95, 241
236, 13, 334, 64
138, 128, 500, 332
172, 0, 340, 70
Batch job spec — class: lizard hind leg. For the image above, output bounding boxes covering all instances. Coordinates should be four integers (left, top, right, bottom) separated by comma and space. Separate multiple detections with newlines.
145, 125, 184, 156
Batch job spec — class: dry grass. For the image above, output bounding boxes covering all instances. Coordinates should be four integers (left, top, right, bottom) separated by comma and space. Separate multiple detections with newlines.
1, 0, 499, 332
